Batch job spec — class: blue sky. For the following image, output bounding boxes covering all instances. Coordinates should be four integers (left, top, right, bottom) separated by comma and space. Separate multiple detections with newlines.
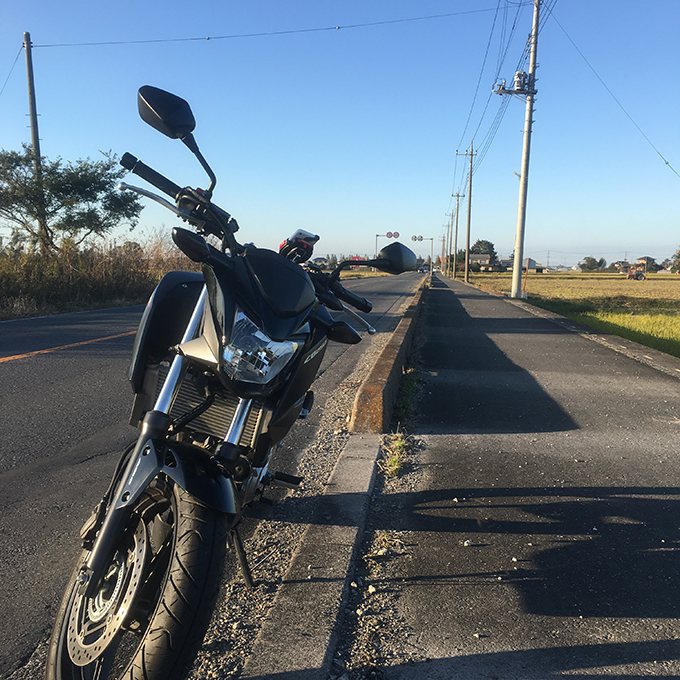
1, 1, 678, 266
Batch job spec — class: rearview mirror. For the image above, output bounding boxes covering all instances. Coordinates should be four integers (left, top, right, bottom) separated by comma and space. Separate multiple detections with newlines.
137, 86, 196, 140
137, 85, 217, 198
329, 242, 416, 281
372, 242, 417, 274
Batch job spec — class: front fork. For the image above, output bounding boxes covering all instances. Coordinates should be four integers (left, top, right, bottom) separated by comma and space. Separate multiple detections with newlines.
82, 286, 250, 595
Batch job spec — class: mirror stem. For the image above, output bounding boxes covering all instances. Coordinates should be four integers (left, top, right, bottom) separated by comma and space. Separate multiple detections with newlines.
182, 133, 217, 199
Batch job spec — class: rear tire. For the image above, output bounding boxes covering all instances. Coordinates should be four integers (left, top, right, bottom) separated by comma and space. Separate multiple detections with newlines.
45, 478, 230, 680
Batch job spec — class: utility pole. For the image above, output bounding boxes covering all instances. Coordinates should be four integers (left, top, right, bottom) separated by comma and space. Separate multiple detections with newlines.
495, 0, 540, 298
444, 213, 452, 276
24, 31, 49, 254
456, 143, 476, 283
451, 192, 463, 279
24, 33, 41, 176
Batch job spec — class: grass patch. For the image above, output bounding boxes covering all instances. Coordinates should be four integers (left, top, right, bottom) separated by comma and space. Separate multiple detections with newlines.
466, 272, 680, 359
377, 431, 411, 478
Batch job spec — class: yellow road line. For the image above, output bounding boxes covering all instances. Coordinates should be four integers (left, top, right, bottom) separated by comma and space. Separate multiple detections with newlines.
0, 330, 137, 364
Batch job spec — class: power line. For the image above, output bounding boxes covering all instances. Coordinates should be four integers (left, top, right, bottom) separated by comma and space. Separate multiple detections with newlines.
449, 1, 533, 207
452, 0, 558, 191
33, 8, 526, 48
454, 1, 503, 153
547, 7, 679, 179
0, 46, 23, 99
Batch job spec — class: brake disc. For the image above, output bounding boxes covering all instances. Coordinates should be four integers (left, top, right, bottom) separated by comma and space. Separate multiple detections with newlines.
67, 520, 148, 666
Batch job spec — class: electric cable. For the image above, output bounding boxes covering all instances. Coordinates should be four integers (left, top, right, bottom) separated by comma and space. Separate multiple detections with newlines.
0, 46, 23, 100
546, 6, 679, 179
32, 8, 523, 48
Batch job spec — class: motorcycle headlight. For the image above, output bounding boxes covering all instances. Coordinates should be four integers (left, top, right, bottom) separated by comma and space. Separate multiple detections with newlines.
222, 310, 301, 384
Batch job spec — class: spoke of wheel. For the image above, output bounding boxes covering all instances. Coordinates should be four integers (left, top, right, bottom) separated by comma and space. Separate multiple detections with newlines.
81, 613, 109, 640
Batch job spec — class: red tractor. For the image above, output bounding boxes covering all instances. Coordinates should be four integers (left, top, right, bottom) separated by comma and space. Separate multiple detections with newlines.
627, 265, 647, 281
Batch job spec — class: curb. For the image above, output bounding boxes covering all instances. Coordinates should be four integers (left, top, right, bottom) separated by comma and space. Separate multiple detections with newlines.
239, 433, 381, 680
348, 278, 427, 433
240, 277, 428, 679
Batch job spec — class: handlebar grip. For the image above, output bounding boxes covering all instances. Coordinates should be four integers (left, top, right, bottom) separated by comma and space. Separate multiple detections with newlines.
330, 281, 373, 313
121, 153, 182, 199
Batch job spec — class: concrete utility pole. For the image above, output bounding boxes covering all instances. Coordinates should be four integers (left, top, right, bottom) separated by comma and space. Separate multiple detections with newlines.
444, 213, 452, 276
24, 32, 41, 176
496, 1, 540, 298
456, 142, 476, 284
24, 31, 49, 254
451, 192, 463, 279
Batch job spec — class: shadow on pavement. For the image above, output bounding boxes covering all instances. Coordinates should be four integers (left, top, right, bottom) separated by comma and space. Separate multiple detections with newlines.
237, 638, 680, 679
375, 638, 680, 679
273, 483, 680, 620
418, 279, 578, 435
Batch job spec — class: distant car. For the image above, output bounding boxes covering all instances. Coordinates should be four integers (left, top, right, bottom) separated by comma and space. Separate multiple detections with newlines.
418, 267, 429, 273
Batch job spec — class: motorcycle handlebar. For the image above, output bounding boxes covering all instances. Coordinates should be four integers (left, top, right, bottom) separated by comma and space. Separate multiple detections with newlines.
329, 281, 373, 314
121, 152, 182, 200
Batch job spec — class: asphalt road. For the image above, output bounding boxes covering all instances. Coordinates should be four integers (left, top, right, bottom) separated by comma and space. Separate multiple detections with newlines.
0, 271, 421, 679
357, 274, 680, 678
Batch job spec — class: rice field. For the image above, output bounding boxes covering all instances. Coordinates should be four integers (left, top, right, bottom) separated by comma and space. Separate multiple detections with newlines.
467, 272, 680, 359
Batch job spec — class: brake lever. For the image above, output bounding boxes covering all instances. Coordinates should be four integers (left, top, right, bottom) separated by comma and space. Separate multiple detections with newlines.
341, 303, 376, 335
119, 182, 207, 229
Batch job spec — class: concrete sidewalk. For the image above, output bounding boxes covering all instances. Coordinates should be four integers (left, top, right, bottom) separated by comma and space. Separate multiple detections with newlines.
241, 274, 680, 679
354, 274, 680, 679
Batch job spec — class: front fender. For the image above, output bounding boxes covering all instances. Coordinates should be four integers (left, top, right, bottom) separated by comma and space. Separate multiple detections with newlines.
163, 441, 239, 515
84, 437, 238, 596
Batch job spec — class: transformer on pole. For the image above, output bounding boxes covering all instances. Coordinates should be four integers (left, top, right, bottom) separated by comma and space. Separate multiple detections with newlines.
494, 0, 540, 298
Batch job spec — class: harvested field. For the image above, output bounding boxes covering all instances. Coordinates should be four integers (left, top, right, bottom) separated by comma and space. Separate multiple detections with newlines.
467, 272, 680, 359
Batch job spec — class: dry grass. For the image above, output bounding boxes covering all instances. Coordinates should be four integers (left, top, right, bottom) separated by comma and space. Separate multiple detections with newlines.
467, 271, 680, 358
0, 230, 197, 320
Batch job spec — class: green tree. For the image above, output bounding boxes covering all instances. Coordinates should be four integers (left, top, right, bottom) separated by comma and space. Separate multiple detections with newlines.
671, 247, 680, 273
579, 256, 607, 271
0, 145, 143, 256
470, 239, 497, 262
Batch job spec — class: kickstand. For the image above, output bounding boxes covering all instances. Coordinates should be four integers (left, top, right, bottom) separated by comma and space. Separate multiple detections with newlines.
230, 527, 254, 590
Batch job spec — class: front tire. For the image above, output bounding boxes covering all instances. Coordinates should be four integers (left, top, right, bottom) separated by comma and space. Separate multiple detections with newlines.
46, 478, 230, 680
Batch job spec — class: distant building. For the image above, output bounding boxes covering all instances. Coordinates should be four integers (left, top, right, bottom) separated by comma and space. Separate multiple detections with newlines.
505, 257, 544, 273
469, 253, 492, 265
469, 253, 503, 272
612, 261, 630, 273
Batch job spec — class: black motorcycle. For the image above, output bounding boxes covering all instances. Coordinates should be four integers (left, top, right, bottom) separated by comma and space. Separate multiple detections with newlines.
45, 86, 415, 680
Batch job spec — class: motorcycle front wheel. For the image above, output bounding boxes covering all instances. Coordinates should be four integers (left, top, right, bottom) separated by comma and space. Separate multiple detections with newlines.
45, 477, 230, 680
